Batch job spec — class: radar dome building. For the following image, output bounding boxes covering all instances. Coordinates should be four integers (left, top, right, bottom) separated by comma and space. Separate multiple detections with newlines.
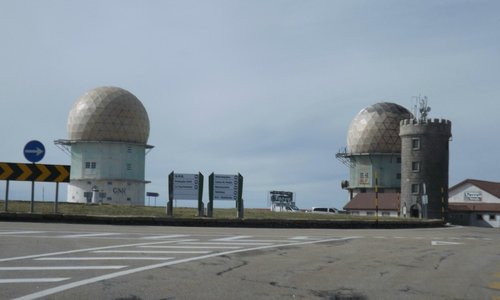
56, 86, 153, 205
337, 102, 413, 203
338, 99, 452, 220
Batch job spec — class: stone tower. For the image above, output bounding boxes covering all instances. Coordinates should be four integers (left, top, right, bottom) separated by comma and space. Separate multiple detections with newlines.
399, 118, 452, 219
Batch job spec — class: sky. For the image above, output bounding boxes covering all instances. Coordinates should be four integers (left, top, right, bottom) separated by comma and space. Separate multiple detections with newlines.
1, 0, 499, 210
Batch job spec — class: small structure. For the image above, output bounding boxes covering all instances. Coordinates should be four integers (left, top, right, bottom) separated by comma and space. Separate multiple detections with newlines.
269, 191, 298, 212
343, 192, 400, 217
448, 179, 500, 228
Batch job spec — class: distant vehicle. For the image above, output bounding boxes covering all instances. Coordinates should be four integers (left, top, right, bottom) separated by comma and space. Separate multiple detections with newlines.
286, 204, 300, 212
309, 207, 338, 214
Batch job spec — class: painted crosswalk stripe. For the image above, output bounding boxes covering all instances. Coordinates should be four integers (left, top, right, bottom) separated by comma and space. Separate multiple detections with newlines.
58, 233, 121, 238
224, 239, 293, 243
36, 257, 174, 261
0, 239, 193, 262
13, 236, 361, 300
140, 245, 241, 249
0, 278, 69, 283
212, 235, 252, 241
141, 234, 190, 240
181, 242, 273, 246
0, 266, 127, 271
0, 231, 44, 235
93, 250, 211, 254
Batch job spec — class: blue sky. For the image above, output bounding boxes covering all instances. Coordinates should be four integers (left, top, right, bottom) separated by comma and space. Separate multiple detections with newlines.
1, 0, 499, 210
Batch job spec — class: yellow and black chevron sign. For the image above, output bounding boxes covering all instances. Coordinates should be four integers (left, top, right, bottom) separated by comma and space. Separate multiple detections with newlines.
0, 162, 70, 182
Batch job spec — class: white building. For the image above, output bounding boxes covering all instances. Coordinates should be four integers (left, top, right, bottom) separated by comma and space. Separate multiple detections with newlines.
56, 86, 153, 205
448, 179, 500, 228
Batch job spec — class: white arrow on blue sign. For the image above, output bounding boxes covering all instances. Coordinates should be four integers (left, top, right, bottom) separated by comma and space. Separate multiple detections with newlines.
24, 140, 45, 163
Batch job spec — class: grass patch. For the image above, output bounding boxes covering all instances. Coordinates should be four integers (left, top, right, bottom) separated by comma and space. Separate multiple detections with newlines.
1, 200, 412, 222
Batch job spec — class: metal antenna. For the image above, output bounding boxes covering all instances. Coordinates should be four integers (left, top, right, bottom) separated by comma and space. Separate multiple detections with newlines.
418, 96, 431, 121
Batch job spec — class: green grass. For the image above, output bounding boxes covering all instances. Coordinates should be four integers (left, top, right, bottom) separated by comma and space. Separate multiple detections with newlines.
0, 200, 409, 222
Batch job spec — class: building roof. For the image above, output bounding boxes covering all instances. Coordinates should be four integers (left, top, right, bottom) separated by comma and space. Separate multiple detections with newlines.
67, 86, 150, 144
343, 192, 400, 211
346, 102, 412, 154
450, 179, 500, 199
449, 203, 500, 213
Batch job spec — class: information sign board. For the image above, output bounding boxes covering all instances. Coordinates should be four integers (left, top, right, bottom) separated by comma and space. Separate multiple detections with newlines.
213, 174, 239, 201
173, 173, 200, 200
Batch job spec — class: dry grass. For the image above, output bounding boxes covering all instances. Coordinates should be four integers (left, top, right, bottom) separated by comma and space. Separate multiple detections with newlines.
0, 200, 406, 221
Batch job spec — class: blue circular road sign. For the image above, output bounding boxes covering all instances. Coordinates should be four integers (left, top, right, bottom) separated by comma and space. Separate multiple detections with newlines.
24, 140, 45, 163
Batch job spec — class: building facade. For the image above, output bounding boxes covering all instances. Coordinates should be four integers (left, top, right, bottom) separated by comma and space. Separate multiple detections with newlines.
56, 86, 153, 205
337, 102, 413, 200
448, 179, 500, 228
399, 118, 452, 220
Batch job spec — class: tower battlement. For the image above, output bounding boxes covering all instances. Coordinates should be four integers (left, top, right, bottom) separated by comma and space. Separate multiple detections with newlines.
400, 118, 452, 137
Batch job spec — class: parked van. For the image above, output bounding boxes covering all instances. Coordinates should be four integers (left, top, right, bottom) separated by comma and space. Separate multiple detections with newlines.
310, 207, 338, 214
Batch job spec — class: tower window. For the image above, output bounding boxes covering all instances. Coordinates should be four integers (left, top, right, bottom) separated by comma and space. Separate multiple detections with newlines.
412, 138, 421, 150
127, 146, 132, 153
397, 157, 401, 163
412, 161, 421, 172
127, 163, 132, 171
411, 184, 420, 194
397, 173, 401, 179
91, 162, 96, 169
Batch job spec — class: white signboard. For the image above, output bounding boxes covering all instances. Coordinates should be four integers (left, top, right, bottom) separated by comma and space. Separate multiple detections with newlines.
464, 191, 482, 201
173, 173, 200, 200
213, 174, 239, 201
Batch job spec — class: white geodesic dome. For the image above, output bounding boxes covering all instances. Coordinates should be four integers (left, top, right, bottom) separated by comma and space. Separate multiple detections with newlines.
347, 102, 413, 153
67, 86, 150, 144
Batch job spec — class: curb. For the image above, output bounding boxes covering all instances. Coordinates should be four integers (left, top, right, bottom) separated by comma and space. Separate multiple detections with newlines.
0, 212, 445, 229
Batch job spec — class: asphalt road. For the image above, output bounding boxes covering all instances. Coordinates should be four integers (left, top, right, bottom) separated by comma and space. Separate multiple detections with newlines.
0, 222, 499, 300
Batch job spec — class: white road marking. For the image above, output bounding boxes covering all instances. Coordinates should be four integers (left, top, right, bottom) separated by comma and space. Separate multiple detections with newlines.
141, 234, 190, 240
58, 233, 121, 238
212, 235, 252, 241
140, 245, 241, 249
181, 241, 273, 246
36, 257, 174, 261
0, 266, 127, 271
289, 236, 310, 240
13, 236, 361, 300
93, 250, 211, 254
223, 239, 295, 243
374, 236, 387, 239
431, 241, 463, 246
0, 231, 44, 235
0, 278, 69, 284
0, 239, 194, 262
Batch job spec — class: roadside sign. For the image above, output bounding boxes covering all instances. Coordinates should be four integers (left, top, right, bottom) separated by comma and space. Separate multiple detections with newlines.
208, 173, 244, 218
0, 162, 70, 182
172, 173, 200, 200
24, 140, 45, 163
167, 172, 204, 217
213, 174, 239, 201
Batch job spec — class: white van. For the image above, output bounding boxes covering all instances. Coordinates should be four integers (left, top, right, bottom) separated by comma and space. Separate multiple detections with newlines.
310, 207, 338, 214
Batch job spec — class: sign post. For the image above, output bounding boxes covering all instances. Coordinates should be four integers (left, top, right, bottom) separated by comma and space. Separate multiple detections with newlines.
208, 173, 244, 219
24, 140, 45, 213
168, 172, 204, 217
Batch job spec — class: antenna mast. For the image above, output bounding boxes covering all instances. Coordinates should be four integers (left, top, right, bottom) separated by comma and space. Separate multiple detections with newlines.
418, 95, 431, 122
